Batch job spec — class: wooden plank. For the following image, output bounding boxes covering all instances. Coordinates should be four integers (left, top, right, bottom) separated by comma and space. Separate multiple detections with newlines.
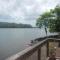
6, 39, 48, 60
38, 48, 41, 60
6, 38, 60, 60
46, 41, 49, 57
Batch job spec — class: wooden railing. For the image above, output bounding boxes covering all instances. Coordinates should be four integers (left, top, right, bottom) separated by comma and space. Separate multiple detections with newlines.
6, 35, 60, 60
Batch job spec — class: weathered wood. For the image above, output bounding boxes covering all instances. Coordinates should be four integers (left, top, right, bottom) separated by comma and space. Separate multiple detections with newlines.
6, 39, 48, 60
46, 41, 49, 57
58, 41, 60, 47
6, 37, 60, 60
38, 48, 41, 60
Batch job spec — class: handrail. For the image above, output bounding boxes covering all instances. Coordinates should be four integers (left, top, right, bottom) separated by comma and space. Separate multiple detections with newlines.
6, 35, 60, 60
6, 39, 48, 60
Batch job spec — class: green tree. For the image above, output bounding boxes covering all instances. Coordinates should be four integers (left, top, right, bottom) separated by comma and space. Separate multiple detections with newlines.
36, 11, 53, 35
49, 5, 60, 32
36, 5, 60, 33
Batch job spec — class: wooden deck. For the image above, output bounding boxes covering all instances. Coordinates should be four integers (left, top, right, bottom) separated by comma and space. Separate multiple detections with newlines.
47, 48, 60, 60
56, 48, 60, 57
6, 37, 60, 60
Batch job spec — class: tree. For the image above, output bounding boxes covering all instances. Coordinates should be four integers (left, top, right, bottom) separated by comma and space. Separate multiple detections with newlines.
36, 11, 53, 35
47, 5, 60, 32
36, 5, 60, 33
0, 22, 32, 28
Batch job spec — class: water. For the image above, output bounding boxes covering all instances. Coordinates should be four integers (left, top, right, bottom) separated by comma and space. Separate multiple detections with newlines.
0, 28, 57, 60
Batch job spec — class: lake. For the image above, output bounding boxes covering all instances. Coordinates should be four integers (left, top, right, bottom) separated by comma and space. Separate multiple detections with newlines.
0, 28, 57, 60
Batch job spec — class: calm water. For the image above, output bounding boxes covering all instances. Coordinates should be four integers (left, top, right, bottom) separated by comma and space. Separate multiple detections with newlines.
0, 28, 57, 60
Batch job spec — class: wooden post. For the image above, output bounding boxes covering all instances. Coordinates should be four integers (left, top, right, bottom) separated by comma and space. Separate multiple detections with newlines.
58, 41, 60, 47
46, 41, 49, 57
38, 48, 41, 60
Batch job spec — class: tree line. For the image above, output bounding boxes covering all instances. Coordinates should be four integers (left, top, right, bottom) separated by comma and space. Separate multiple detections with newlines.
0, 22, 32, 28
36, 5, 60, 33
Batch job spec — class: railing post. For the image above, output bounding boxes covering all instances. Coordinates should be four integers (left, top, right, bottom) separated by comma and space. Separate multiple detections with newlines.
38, 47, 41, 60
46, 41, 49, 57
58, 41, 60, 47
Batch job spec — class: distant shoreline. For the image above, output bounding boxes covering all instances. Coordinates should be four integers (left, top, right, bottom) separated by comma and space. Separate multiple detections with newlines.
0, 22, 40, 28
0, 22, 33, 28
0, 27, 39, 28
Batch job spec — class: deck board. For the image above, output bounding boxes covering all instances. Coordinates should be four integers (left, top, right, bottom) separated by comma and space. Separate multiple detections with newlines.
56, 48, 60, 57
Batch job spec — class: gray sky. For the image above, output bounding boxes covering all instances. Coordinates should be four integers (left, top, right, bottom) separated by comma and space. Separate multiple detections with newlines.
0, 0, 60, 26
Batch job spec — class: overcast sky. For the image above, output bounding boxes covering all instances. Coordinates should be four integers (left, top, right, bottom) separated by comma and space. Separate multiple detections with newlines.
0, 0, 60, 26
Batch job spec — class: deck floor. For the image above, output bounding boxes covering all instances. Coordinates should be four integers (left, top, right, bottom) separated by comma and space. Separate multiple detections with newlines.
47, 48, 60, 60
56, 48, 60, 57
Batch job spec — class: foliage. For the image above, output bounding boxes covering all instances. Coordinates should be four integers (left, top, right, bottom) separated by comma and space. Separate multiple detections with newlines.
36, 12, 51, 28
0, 22, 32, 28
48, 5, 60, 32
36, 5, 60, 32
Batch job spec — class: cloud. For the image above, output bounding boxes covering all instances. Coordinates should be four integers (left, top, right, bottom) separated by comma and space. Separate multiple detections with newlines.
0, 0, 60, 26
0, 14, 15, 22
